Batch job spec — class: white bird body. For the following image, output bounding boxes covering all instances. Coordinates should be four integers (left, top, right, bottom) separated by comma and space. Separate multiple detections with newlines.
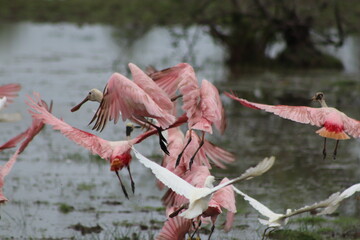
132, 147, 275, 219
233, 186, 344, 227
0, 97, 7, 111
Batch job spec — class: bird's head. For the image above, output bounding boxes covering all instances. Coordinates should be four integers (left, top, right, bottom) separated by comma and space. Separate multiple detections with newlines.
71, 88, 102, 112
204, 176, 215, 188
312, 92, 324, 102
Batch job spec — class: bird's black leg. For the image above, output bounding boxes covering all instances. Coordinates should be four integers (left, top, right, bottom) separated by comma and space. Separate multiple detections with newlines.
171, 94, 183, 102
191, 219, 202, 239
114, 171, 129, 199
175, 130, 192, 167
189, 131, 205, 170
126, 165, 135, 193
169, 203, 188, 218
261, 227, 274, 240
333, 140, 339, 160
322, 138, 327, 160
144, 120, 169, 155
207, 224, 215, 240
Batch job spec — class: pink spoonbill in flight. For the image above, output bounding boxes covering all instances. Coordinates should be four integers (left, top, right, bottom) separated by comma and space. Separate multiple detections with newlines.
225, 91, 360, 159
28, 93, 188, 199
149, 63, 226, 168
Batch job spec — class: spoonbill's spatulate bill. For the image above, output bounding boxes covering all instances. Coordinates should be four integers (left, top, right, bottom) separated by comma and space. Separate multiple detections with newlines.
225, 91, 360, 159
132, 147, 275, 219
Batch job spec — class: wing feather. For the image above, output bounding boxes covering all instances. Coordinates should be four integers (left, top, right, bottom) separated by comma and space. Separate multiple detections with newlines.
27, 94, 113, 160
132, 147, 197, 199
225, 92, 326, 127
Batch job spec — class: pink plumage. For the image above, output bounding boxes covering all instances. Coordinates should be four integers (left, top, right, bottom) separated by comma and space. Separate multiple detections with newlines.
157, 212, 192, 240
129, 63, 174, 114
224, 92, 360, 140
90, 72, 175, 131
0, 83, 21, 105
0, 149, 20, 203
0, 96, 52, 153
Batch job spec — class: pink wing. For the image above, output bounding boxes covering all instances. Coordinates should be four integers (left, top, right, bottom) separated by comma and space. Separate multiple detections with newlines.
0, 131, 28, 152
90, 73, 175, 131
149, 63, 191, 99
202, 140, 235, 169
0, 99, 51, 153
0, 148, 20, 203
341, 115, 360, 138
129, 63, 173, 113
0, 83, 21, 104
225, 92, 326, 127
157, 214, 192, 240
27, 94, 113, 160
211, 178, 236, 213
204, 81, 226, 134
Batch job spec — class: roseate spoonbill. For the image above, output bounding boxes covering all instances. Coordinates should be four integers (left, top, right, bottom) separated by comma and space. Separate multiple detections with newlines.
73, 72, 175, 154
0, 149, 20, 203
70, 89, 103, 112
150, 63, 226, 167
0, 83, 21, 106
225, 91, 360, 159
28, 94, 188, 199
133, 148, 274, 219
0, 97, 52, 153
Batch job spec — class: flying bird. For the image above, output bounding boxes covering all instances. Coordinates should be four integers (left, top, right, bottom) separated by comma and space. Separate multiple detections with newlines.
225, 91, 360, 159
150, 63, 226, 168
132, 147, 274, 220
28, 93, 188, 199
233, 186, 340, 229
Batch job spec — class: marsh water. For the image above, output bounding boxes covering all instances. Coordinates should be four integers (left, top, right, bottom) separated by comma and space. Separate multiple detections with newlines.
0, 22, 359, 239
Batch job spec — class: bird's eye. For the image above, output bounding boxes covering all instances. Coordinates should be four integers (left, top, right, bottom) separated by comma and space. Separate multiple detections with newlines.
89, 92, 92, 95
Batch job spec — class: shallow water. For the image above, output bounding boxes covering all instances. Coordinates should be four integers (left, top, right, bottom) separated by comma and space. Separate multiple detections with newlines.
0, 22, 359, 239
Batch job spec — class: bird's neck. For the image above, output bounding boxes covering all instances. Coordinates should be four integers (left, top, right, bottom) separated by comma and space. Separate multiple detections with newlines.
319, 99, 328, 108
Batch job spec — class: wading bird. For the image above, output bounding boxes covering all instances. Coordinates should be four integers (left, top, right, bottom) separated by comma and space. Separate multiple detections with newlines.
72, 70, 175, 154
150, 63, 226, 168
133, 148, 274, 221
28, 93, 187, 199
225, 92, 360, 159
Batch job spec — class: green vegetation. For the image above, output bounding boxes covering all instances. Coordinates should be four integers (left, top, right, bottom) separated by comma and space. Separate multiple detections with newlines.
58, 203, 75, 214
1, 0, 360, 69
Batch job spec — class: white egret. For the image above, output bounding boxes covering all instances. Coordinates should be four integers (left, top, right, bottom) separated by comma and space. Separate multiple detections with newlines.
132, 147, 275, 219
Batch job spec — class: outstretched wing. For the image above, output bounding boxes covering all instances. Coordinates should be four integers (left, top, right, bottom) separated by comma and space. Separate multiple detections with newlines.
286, 192, 340, 217
318, 183, 360, 215
209, 156, 275, 194
129, 63, 173, 113
90, 73, 174, 131
0, 83, 21, 104
132, 147, 197, 199
27, 93, 113, 160
225, 92, 326, 127
233, 186, 279, 219
342, 116, 360, 138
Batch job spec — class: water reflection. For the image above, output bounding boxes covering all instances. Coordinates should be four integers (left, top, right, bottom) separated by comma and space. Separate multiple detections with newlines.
0, 22, 359, 239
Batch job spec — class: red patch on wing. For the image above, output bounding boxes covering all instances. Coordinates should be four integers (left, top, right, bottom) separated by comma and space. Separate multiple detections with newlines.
324, 121, 344, 133
110, 153, 132, 171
